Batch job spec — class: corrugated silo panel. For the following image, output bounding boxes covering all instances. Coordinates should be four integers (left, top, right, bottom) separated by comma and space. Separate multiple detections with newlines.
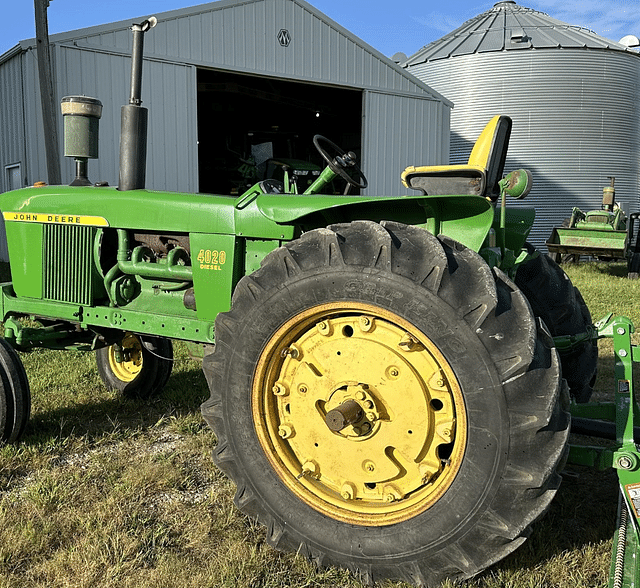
410, 49, 640, 249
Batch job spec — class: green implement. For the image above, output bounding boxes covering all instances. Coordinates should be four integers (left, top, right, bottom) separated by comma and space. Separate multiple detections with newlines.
546, 178, 640, 278
565, 315, 640, 588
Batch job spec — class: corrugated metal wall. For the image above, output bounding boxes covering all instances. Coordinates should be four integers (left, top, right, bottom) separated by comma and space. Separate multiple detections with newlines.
55, 46, 198, 191
409, 49, 640, 248
363, 91, 450, 194
0, 52, 26, 191
0, 51, 24, 261
71, 0, 438, 97
59, 0, 451, 196
7, 45, 198, 193
22, 48, 54, 187
0, 0, 451, 244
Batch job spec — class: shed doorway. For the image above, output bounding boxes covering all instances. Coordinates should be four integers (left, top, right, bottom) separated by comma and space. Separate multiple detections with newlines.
197, 69, 363, 195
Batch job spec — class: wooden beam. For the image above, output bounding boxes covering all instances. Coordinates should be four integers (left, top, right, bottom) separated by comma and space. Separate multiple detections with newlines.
34, 0, 62, 185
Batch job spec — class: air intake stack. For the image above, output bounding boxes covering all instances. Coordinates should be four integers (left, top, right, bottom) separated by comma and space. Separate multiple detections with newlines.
61, 96, 102, 186
118, 16, 157, 191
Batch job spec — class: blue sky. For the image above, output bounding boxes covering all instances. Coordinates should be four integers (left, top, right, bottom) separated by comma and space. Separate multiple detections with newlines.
1, 0, 639, 59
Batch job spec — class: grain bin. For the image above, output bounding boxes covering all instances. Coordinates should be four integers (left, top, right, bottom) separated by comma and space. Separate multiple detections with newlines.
405, 0, 640, 247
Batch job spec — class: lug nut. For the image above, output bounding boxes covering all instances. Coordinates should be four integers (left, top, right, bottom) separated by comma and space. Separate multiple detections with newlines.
419, 462, 438, 483
341, 482, 356, 500
278, 424, 294, 439
317, 321, 331, 336
383, 484, 404, 502
280, 346, 300, 359
399, 332, 419, 350
272, 382, 288, 396
302, 460, 319, 477
359, 316, 374, 332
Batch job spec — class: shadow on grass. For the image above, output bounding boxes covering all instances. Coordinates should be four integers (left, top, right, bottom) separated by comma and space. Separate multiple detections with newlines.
22, 364, 211, 445
476, 465, 618, 583
11, 338, 624, 586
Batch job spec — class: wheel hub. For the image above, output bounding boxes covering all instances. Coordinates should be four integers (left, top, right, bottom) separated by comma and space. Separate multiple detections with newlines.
108, 333, 143, 382
253, 303, 467, 525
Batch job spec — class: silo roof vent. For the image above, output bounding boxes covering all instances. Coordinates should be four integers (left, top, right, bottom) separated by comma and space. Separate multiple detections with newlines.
406, 1, 640, 65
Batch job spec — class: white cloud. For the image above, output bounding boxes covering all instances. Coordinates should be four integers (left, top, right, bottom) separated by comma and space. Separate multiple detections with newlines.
531, 0, 640, 41
411, 1, 640, 47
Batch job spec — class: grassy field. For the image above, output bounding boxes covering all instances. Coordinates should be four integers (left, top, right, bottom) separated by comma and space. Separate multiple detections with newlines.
0, 260, 636, 588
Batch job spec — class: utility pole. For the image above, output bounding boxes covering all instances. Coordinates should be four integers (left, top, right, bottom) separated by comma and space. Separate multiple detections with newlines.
34, 0, 62, 185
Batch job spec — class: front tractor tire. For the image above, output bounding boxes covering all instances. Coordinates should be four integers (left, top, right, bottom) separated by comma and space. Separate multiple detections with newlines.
202, 221, 570, 586
0, 338, 30, 444
96, 333, 173, 399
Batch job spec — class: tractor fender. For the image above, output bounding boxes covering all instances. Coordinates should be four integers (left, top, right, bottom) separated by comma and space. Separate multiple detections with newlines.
255, 192, 497, 252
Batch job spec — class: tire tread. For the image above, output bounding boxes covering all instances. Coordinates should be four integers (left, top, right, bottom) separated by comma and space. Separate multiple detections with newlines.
202, 222, 569, 586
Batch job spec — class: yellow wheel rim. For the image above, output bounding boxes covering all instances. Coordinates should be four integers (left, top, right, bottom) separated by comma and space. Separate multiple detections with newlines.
252, 302, 467, 526
108, 333, 143, 383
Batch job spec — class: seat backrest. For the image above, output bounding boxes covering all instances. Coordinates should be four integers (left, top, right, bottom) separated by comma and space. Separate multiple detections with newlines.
468, 115, 512, 200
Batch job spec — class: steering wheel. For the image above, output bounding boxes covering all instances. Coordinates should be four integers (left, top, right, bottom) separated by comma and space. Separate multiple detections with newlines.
313, 135, 368, 191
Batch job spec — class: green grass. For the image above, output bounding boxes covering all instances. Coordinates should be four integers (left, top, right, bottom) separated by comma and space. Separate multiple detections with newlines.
0, 259, 633, 588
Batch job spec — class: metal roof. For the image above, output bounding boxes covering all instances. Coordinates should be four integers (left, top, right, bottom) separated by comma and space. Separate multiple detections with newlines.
406, 0, 638, 65
0, 0, 451, 105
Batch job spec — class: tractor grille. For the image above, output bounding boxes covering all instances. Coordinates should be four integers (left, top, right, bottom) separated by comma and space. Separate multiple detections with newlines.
42, 224, 95, 305
589, 214, 609, 224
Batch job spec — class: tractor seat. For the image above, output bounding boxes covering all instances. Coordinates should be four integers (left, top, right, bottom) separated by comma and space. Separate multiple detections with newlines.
401, 115, 512, 201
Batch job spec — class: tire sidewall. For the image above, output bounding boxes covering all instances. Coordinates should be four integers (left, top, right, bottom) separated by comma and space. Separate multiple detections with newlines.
219, 265, 509, 562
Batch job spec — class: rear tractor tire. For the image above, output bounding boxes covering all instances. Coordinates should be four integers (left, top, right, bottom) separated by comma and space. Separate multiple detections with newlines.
96, 333, 173, 399
202, 221, 570, 586
515, 249, 597, 403
0, 338, 31, 443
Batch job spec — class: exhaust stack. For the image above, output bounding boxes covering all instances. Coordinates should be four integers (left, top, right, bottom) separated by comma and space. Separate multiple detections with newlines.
118, 16, 157, 191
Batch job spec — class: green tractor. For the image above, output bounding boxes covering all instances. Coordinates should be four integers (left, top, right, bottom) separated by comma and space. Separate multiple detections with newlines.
546, 177, 640, 277
5, 16, 640, 588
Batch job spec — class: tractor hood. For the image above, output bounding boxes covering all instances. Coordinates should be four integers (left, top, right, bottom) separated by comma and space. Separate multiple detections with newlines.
1, 185, 499, 252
